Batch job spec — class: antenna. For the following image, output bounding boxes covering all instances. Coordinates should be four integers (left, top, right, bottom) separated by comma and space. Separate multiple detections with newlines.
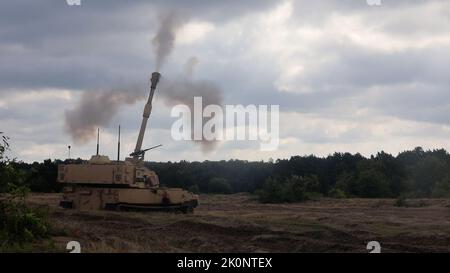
117, 125, 121, 162
68, 145, 71, 159
96, 128, 99, 156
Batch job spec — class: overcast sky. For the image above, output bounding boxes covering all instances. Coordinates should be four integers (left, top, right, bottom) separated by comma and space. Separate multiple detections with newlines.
1, 0, 450, 163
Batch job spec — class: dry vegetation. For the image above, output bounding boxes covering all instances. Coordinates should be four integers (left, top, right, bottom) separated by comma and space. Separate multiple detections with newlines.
25, 193, 450, 253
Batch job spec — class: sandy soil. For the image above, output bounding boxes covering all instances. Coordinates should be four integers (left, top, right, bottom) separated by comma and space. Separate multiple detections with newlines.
25, 193, 450, 253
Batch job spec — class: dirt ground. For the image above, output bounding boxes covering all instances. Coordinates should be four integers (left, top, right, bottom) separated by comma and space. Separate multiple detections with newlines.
25, 193, 450, 253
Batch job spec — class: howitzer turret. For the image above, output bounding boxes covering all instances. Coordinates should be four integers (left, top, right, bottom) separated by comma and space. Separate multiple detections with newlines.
57, 72, 199, 213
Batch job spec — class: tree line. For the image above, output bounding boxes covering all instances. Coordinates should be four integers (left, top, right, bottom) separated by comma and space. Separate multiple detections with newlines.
147, 147, 450, 201
1, 133, 450, 202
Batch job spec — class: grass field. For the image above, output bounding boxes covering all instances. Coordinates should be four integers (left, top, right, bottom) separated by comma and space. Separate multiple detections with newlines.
23, 193, 450, 253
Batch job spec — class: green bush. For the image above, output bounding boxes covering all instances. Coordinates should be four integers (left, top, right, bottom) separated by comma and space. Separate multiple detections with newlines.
257, 175, 321, 203
329, 188, 347, 199
354, 169, 391, 198
208, 177, 232, 194
0, 185, 50, 250
256, 177, 284, 203
432, 175, 450, 198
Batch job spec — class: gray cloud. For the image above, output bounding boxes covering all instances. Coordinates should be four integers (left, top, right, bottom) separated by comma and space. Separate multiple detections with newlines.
0, 0, 277, 90
1, 0, 450, 161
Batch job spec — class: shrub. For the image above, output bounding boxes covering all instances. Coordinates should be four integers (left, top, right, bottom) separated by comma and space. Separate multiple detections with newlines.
329, 188, 347, 199
0, 185, 50, 250
207, 178, 232, 194
432, 175, 450, 198
355, 169, 391, 198
257, 175, 321, 203
256, 177, 284, 203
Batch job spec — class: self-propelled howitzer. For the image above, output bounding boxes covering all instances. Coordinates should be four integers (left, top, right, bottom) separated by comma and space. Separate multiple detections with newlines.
57, 72, 199, 213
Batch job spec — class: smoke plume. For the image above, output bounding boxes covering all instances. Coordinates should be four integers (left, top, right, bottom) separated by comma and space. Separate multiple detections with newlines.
64, 11, 186, 144
152, 11, 185, 71
65, 13, 224, 153
65, 85, 144, 144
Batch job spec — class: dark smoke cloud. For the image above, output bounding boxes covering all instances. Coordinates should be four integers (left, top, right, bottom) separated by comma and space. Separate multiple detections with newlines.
65, 85, 144, 144
152, 11, 186, 71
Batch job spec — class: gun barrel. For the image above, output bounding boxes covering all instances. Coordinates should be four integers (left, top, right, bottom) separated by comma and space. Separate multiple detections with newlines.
133, 72, 161, 158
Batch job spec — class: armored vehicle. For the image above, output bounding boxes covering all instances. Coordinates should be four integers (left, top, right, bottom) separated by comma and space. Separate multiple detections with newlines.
58, 72, 199, 213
